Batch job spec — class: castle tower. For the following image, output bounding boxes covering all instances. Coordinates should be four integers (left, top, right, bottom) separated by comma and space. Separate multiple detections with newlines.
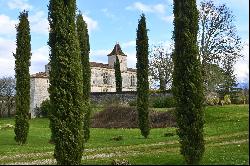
108, 43, 127, 72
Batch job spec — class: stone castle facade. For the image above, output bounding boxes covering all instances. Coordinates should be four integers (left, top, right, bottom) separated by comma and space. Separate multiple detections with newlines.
30, 43, 137, 118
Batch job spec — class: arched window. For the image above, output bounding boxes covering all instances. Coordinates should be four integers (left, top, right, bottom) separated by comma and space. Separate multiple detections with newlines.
130, 75, 135, 87
103, 72, 108, 84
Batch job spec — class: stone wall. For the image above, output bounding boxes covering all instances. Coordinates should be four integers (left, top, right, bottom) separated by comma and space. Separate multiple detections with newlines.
90, 67, 137, 92
30, 77, 50, 118
90, 91, 172, 105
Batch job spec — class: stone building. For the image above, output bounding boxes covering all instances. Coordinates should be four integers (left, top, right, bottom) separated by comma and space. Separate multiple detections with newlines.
30, 43, 137, 118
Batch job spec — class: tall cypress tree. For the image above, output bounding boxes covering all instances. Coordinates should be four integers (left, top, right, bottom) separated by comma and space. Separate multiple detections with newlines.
48, 0, 84, 164
14, 10, 31, 145
136, 14, 150, 138
76, 13, 91, 142
114, 56, 122, 92
172, 0, 205, 164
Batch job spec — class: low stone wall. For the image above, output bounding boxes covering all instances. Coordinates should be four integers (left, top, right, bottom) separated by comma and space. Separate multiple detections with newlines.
90, 91, 172, 105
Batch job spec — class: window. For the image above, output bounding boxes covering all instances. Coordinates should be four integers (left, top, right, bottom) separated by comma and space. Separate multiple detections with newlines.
103, 72, 108, 84
130, 75, 135, 87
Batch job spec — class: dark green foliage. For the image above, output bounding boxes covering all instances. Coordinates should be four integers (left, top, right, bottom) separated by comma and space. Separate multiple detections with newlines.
76, 13, 91, 143
48, 0, 84, 164
110, 135, 123, 141
76, 13, 91, 102
220, 57, 238, 97
40, 99, 51, 117
150, 96, 176, 108
128, 99, 137, 107
13, 10, 31, 145
114, 56, 122, 92
136, 14, 150, 138
172, 0, 205, 164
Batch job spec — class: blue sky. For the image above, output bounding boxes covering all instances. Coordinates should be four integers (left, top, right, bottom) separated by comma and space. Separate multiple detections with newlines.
0, 0, 249, 84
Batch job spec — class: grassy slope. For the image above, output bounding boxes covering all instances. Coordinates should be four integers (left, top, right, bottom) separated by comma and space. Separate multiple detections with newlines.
0, 105, 248, 165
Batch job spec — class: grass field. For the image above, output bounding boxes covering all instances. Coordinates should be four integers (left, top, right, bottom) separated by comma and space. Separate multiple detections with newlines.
0, 105, 248, 165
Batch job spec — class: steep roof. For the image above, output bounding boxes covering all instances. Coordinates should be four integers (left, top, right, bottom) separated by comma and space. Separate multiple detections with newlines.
90, 62, 112, 69
30, 72, 49, 78
127, 68, 137, 72
107, 43, 127, 56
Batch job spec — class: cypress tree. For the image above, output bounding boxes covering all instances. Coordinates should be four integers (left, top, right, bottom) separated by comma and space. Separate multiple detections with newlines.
114, 56, 122, 92
76, 13, 91, 142
48, 0, 84, 164
136, 14, 150, 138
14, 10, 31, 145
172, 0, 205, 164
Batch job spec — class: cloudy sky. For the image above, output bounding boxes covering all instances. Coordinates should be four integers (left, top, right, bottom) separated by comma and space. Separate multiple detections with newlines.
0, 0, 248, 83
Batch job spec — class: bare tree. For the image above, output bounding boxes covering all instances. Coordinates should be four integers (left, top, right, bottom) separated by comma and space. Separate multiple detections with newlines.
149, 44, 173, 91
0, 76, 16, 117
198, 0, 243, 93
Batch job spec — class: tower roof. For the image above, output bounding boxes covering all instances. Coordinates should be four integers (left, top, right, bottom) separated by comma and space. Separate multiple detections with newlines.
107, 43, 127, 56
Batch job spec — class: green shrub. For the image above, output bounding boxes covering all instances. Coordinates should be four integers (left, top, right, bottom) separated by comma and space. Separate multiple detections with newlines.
220, 100, 225, 106
40, 99, 51, 118
150, 96, 176, 108
205, 97, 220, 106
164, 132, 175, 137
231, 96, 242, 104
213, 97, 220, 105
224, 95, 231, 105
128, 99, 137, 107
206, 98, 215, 106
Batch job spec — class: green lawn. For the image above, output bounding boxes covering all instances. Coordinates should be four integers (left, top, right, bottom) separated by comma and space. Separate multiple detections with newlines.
0, 105, 248, 165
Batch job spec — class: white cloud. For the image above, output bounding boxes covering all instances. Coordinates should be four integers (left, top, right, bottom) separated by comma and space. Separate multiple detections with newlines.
90, 49, 110, 57
153, 4, 166, 14
126, 2, 166, 15
126, 2, 152, 13
161, 14, 174, 23
30, 45, 49, 74
234, 41, 249, 83
0, 37, 16, 77
29, 11, 49, 35
101, 8, 116, 20
0, 15, 17, 36
82, 14, 98, 33
126, 2, 173, 23
126, 51, 137, 68
0, 11, 49, 37
89, 49, 110, 64
7, 0, 33, 10
0, 38, 50, 77
121, 41, 136, 48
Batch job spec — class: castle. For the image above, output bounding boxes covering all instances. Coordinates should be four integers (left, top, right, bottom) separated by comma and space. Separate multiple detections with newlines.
30, 43, 137, 118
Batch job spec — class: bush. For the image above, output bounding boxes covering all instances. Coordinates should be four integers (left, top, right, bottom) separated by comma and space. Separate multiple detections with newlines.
220, 100, 225, 106
224, 95, 231, 105
205, 97, 220, 106
231, 93, 247, 105
231, 96, 242, 104
39, 99, 51, 118
128, 99, 137, 107
91, 105, 177, 128
164, 132, 175, 137
150, 96, 176, 108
